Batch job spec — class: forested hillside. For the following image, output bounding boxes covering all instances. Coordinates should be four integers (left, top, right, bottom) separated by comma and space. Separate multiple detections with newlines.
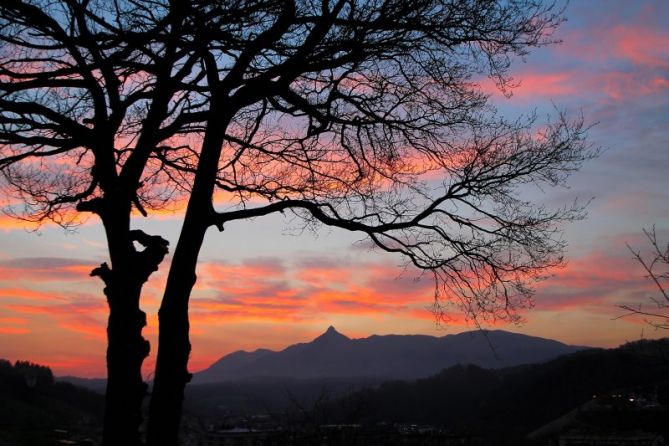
0, 360, 103, 446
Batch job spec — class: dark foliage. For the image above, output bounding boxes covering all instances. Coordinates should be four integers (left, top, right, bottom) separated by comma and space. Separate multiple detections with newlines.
0, 359, 104, 446
337, 339, 669, 439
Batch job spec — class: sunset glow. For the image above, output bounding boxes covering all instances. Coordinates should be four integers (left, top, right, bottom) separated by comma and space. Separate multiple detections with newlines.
1, 0, 668, 379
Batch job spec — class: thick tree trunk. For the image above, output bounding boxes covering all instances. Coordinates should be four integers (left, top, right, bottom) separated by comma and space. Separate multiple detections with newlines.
95, 204, 169, 446
102, 279, 150, 446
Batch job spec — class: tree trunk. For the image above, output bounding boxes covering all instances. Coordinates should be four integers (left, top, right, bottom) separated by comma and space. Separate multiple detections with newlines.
145, 222, 206, 446
102, 278, 150, 446
96, 205, 169, 446
146, 107, 230, 446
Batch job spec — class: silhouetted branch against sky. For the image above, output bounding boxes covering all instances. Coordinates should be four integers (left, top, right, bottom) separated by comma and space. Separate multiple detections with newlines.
1, 0, 593, 321
1, 1, 599, 443
619, 227, 669, 330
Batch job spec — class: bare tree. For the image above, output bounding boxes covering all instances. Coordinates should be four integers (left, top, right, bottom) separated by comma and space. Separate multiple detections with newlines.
1, 1, 594, 445
1, 1, 201, 444
620, 227, 669, 330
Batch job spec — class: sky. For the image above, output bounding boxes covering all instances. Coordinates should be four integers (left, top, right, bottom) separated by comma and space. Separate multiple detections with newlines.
1, 0, 668, 378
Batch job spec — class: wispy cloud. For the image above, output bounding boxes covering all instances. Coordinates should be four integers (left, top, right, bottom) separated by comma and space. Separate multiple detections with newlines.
0, 257, 93, 282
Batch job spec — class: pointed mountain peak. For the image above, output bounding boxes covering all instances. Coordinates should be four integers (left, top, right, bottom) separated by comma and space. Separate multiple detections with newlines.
313, 325, 350, 343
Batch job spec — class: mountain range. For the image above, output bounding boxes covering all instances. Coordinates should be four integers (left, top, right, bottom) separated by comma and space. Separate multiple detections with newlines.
192, 326, 586, 383
6, 337, 667, 445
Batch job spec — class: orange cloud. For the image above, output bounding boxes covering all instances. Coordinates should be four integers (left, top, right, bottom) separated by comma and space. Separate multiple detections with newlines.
190, 298, 305, 324
294, 259, 357, 287
0, 287, 65, 302
0, 315, 32, 335
187, 257, 435, 326
6, 240, 656, 378
0, 316, 29, 325
59, 319, 106, 341
0, 326, 30, 335
36, 356, 103, 378
0, 214, 25, 231
0, 258, 93, 282
3, 292, 107, 340
308, 288, 406, 315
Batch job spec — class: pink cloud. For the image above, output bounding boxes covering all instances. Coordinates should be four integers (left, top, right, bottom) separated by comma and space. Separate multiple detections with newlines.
557, 19, 669, 69
597, 71, 669, 101
534, 244, 654, 311
479, 19, 669, 105
484, 68, 669, 104
609, 25, 669, 68
481, 72, 577, 99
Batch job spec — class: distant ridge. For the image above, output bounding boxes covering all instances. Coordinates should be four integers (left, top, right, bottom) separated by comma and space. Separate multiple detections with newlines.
57, 375, 107, 394
338, 338, 669, 435
192, 327, 587, 384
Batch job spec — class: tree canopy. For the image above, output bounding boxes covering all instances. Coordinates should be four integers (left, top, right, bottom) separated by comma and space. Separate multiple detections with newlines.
0, 1, 594, 444
1, 0, 590, 320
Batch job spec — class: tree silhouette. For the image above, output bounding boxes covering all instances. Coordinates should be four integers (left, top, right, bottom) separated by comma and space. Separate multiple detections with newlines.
620, 227, 669, 330
1, 1, 594, 444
